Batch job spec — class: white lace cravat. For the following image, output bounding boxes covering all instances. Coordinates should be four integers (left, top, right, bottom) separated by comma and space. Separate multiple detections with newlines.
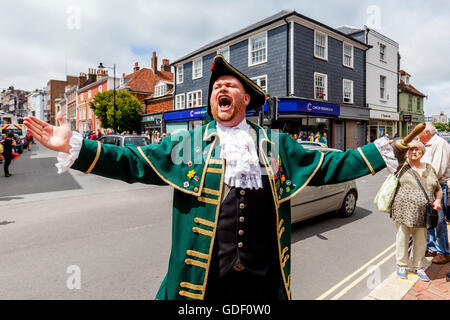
216, 119, 263, 190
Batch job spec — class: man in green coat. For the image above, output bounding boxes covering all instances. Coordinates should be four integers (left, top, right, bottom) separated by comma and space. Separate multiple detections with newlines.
24, 55, 403, 301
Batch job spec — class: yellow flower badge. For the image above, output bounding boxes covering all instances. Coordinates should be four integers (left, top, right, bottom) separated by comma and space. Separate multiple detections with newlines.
187, 170, 196, 179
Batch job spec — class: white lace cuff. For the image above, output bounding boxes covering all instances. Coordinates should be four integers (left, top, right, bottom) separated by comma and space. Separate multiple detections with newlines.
373, 137, 398, 174
55, 131, 83, 174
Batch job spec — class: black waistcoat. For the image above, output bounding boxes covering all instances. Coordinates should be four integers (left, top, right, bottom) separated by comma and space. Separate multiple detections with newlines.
208, 175, 279, 279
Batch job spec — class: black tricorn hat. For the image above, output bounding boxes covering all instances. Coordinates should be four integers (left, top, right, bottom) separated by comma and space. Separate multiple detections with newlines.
207, 55, 267, 116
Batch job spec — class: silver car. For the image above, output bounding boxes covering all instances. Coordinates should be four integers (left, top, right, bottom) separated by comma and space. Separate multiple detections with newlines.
291, 146, 358, 224
98, 135, 151, 147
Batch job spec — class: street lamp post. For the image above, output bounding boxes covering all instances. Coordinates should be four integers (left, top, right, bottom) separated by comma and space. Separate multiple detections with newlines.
98, 62, 116, 133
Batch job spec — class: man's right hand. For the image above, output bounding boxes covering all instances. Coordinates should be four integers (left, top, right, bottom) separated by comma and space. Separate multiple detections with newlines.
23, 112, 72, 154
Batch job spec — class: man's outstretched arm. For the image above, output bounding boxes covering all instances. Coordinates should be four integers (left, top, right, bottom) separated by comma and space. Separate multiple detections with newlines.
23, 114, 166, 185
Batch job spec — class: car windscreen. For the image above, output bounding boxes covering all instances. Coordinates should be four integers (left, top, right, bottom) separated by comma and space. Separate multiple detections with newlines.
123, 137, 151, 146
5, 129, 23, 136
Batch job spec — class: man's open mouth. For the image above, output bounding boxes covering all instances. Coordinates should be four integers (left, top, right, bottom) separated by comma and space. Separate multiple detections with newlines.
218, 95, 232, 111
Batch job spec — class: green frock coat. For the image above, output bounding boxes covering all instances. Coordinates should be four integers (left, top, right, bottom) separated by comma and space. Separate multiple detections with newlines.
71, 120, 386, 300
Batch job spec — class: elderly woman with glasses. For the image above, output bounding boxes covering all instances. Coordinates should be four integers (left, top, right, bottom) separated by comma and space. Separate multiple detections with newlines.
390, 140, 443, 281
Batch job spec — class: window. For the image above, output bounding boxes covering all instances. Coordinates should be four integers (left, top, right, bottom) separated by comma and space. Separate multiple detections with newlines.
343, 79, 353, 104
408, 95, 412, 111
249, 32, 267, 66
379, 43, 386, 61
405, 76, 410, 85
80, 92, 84, 101
314, 31, 328, 60
251, 75, 267, 92
154, 83, 167, 97
343, 43, 353, 68
192, 58, 202, 80
217, 46, 230, 62
187, 90, 202, 108
175, 94, 185, 110
177, 65, 183, 84
99, 85, 103, 93
88, 108, 91, 120
88, 90, 92, 99
314, 73, 328, 100
417, 98, 422, 112
380, 75, 386, 99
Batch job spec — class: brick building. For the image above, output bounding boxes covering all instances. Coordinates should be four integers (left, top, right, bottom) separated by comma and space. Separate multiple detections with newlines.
76, 68, 118, 133
46, 76, 79, 125
118, 52, 174, 134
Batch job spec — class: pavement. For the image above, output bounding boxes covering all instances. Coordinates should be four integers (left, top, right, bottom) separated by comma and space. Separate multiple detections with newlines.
364, 224, 450, 300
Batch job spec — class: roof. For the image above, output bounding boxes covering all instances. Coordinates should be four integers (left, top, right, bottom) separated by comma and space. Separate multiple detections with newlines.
172, 10, 369, 65
399, 70, 411, 77
399, 81, 426, 97
336, 25, 364, 35
123, 68, 173, 94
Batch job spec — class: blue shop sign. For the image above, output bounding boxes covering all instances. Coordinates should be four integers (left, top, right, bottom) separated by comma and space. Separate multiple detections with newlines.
164, 107, 207, 122
278, 99, 340, 116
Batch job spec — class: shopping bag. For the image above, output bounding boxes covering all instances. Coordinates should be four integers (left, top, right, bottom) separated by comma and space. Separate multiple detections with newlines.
374, 173, 399, 213
11, 152, 20, 161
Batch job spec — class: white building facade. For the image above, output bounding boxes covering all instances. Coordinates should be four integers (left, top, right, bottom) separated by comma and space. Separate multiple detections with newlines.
338, 26, 399, 141
27, 89, 47, 121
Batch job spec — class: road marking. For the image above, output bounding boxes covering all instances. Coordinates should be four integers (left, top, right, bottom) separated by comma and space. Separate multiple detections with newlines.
316, 242, 396, 300
330, 250, 396, 300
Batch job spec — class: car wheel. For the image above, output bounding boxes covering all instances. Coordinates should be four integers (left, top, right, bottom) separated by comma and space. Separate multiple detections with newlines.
339, 190, 357, 217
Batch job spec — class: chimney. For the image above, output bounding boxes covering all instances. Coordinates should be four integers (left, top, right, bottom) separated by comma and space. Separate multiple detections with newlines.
78, 73, 87, 87
161, 59, 171, 72
88, 68, 97, 82
151, 51, 158, 74
133, 62, 140, 72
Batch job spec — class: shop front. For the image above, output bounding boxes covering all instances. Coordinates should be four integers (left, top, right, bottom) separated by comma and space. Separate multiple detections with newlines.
268, 98, 340, 148
141, 113, 163, 142
367, 110, 399, 142
163, 107, 208, 135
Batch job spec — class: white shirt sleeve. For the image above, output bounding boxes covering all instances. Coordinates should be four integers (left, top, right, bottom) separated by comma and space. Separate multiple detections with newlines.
55, 131, 83, 174
373, 137, 398, 174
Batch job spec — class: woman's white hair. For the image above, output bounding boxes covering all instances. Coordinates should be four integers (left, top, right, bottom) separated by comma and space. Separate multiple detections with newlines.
409, 139, 426, 154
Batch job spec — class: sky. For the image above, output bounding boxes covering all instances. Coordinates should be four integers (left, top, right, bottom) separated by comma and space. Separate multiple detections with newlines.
1, 0, 449, 117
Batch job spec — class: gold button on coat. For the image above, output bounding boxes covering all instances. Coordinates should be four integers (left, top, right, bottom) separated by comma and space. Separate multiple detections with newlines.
239, 216, 245, 223
240, 190, 246, 196
238, 230, 244, 236
238, 242, 243, 248
239, 203, 245, 209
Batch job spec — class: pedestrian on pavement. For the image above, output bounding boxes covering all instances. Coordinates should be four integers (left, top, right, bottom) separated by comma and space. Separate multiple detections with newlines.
390, 140, 442, 281
297, 131, 305, 142
23, 54, 409, 301
96, 129, 102, 140
419, 122, 450, 264
26, 133, 33, 151
1, 132, 16, 177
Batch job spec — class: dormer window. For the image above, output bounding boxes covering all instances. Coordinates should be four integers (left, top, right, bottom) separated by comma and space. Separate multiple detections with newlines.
154, 82, 167, 97
406, 76, 410, 85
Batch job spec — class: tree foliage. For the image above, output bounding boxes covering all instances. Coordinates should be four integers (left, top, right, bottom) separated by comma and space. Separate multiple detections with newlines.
89, 90, 142, 133
434, 121, 450, 132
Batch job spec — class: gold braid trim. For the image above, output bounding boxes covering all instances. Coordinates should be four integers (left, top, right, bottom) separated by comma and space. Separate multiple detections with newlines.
85, 141, 101, 174
206, 167, 222, 174
279, 219, 285, 232
281, 246, 289, 259
180, 282, 204, 292
197, 197, 219, 205
202, 188, 221, 196
192, 227, 213, 237
185, 259, 208, 269
194, 217, 215, 228
281, 254, 290, 268
186, 250, 209, 261
357, 147, 375, 175
179, 290, 202, 300
279, 226, 286, 238
208, 159, 223, 165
